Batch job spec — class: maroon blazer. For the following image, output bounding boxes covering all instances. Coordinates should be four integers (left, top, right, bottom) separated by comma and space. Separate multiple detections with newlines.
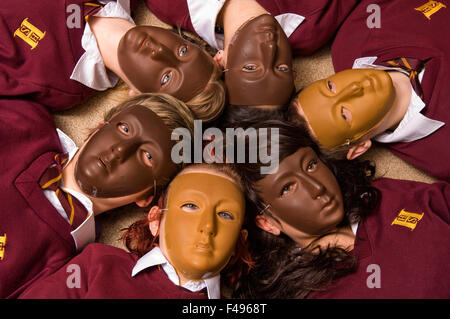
331, 0, 450, 181
19, 243, 208, 299
309, 178, 450, 299
145, 0, 360, 56
0, 99, 87, 298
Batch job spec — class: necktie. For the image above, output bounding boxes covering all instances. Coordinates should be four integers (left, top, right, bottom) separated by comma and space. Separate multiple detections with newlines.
379, 57, 425, 100
39, 153, 88, 230
83, 2, 104, 22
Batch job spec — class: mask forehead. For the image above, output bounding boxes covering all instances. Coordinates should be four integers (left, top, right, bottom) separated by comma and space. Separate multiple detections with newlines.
298, 69, 395, 148
163, 171, 245, 280
224, 14, 294, 106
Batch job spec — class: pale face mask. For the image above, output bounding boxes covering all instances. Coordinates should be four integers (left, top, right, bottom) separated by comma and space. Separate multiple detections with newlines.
161, 171, 245, 280
297, 69, 395, 149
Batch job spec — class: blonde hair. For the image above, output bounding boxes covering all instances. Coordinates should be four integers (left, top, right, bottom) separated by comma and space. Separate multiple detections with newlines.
104, 92, 195, 136
186, 65, 226, 123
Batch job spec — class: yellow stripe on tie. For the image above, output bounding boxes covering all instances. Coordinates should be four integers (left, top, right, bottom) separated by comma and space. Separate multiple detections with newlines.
41, 174, 62, 189
401, 57, 412, 71
68, 193, 75, 225
85, 2, 102, 7
387, 60, 399, 67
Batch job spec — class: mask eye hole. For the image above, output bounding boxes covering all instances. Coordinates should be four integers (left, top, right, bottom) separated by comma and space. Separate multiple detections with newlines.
242, 64, 258, 72
218, 211, 234, 220
142, 151, 153, 167
277, 64, 289, 72
178, 45, 188, 57
117, 122, 130, 134
327, 80, 336, 93
161, 71, 172, 86
181, 203, 199, 212
341, 106, 352, 124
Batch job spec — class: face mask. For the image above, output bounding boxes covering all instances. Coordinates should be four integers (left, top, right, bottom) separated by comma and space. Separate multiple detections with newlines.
256, 147, 344, 236
162, 171, 245, 280
224, 14, 294, 106
118, 26, 214, 101
297, 69, 394, 149
75, 105, 177, 198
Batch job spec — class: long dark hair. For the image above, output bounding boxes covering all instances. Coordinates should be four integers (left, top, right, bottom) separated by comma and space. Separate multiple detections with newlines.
231, 120, 380, 298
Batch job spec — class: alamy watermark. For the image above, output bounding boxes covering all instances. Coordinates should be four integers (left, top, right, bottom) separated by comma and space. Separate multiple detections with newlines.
171, 120, 280, 175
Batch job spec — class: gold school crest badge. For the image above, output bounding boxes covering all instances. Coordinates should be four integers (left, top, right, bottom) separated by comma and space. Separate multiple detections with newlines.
0, 234, 6, 260
14, 18, 46, 50
391, 209, 424, 231
415, 1, 447, 20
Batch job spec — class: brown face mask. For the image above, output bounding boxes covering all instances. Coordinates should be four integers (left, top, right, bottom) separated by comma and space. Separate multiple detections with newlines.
75, 105, 177, 198
118, 26, 215, 101
297, 69, 395, 149
161, 171, 245, 280
224, 14, 295, 106
256, 147, 344, 237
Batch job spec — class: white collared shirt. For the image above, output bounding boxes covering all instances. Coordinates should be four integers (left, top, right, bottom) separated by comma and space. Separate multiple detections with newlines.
132, 247, 221, 299
42, 129, 95, 251
352, 56, 445, 143
70, 0, 134, 90
186, 0, 305, 50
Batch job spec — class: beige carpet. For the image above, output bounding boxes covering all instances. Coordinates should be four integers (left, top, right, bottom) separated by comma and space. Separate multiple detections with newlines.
53, 2, 437, 250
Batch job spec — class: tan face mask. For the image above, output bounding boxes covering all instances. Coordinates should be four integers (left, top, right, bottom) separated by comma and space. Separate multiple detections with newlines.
161, 171, 245, 280
297, 69, 395, 149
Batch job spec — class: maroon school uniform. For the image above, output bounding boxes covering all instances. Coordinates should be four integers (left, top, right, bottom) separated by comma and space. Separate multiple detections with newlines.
331, 0, 450, 181
19, 243, 208, 299
309, 178, 450, 299
145, 0, 360, 56
0, 99, 87, 298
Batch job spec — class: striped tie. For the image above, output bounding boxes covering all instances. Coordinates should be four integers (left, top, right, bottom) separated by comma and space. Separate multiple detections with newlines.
39, 153, 87, 229
380, 57, 425, 101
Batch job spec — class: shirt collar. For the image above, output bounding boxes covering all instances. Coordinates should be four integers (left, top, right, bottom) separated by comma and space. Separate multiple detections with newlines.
70, 0, 135, 90
131, 247, 221, 299
353, 56, 445, 143
186, 0, 304, 50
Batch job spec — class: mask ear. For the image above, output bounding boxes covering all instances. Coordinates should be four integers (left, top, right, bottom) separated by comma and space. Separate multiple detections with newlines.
255, 214, 281, 236
147, 205, 162, 237
346, 139, 372, 160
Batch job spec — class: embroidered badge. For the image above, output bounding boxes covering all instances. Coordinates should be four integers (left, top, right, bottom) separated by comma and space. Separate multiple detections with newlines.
391, 209, 424, 231
14, 18, 46, 50
415, 1, 447, 20
0, 234, 6, 260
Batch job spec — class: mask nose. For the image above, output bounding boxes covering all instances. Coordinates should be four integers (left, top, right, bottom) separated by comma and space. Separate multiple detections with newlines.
107, 139, 140, 164
339, 82, 363, 100
198, 208, 216, 238
299, 175, 326, 200
147, 38, 178, 65
260, 38, 277, 72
